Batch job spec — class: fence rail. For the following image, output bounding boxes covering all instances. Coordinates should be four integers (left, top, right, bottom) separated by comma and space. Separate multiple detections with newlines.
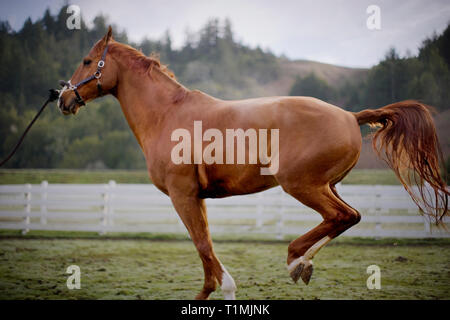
0, 181, 448, 239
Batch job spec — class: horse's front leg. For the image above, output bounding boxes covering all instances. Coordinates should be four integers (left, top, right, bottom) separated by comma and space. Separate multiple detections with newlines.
168, 189, 236, 300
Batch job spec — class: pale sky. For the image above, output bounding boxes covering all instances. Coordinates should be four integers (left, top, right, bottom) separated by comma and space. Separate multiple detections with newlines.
1, 0, 449, 68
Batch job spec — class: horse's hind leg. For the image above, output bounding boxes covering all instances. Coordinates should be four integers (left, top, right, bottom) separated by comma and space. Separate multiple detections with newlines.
284, 184, 360, 284
169, 192, 237, 300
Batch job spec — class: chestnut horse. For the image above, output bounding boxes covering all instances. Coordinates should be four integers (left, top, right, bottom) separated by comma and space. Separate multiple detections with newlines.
58, 27, 448, 300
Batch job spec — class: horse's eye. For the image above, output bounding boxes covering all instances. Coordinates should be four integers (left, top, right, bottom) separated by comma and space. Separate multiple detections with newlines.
83, 59, 92, 66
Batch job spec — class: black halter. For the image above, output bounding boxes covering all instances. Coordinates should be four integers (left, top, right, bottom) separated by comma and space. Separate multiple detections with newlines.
59, 45, 109, 106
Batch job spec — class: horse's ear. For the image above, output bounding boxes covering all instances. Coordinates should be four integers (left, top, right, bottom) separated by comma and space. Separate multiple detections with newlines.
103, 26, 113, 45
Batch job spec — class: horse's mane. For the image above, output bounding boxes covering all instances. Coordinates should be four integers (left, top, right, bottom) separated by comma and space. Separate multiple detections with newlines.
107, 41, 176, 79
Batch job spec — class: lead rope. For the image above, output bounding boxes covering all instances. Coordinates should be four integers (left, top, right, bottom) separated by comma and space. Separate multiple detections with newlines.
0, 89, 60, 167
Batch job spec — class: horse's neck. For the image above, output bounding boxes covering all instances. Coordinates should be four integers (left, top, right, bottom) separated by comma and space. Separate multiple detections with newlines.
114, 64, 187, 149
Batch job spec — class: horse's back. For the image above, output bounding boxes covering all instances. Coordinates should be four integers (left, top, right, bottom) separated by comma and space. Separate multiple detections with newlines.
221, 96, 355, 127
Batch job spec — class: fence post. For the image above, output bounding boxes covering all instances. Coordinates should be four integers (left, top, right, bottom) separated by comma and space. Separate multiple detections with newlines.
276, 189, 285, 240
100, 182, 110, 235
423, 216, 431, 234
374, 185, 382, 239
108, 180, 116, 229
22, 184, 31, 235
40, 181, 48, 225
256, 193, 263, 229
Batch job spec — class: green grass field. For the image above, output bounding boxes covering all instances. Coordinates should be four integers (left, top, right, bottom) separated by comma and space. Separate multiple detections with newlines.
0, 168, 400, 185
0, 236, 448, 300
0, 169, 151, 184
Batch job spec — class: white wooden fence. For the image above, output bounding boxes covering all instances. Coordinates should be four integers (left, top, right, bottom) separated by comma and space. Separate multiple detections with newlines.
0, 181, 448, 239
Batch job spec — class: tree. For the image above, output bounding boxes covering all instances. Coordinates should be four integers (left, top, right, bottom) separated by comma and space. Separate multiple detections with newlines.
1, 6, 448, 169
289, 73, 335, 101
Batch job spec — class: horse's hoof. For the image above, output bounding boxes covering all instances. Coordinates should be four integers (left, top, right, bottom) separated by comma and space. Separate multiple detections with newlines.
288, 256, 314, 285
290, 264, 303, 283
300, 263, 313, 285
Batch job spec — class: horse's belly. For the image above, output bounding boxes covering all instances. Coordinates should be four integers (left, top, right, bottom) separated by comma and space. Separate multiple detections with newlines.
198, 164, 278, 198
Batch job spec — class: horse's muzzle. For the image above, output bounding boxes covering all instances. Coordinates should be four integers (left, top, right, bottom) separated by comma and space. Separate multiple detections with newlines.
58, 94, 79, 115
58, 81, 79, 115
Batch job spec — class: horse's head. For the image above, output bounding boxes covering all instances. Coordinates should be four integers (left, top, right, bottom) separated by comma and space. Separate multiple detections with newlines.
58, 26, 118, 115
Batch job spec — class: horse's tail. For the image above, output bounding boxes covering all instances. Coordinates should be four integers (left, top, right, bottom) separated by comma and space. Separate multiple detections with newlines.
353, 100, 448, 225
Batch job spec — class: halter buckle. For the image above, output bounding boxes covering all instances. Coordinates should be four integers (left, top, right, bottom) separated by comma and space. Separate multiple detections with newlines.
94, 71, 102, 79
98, 60, 105, 68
